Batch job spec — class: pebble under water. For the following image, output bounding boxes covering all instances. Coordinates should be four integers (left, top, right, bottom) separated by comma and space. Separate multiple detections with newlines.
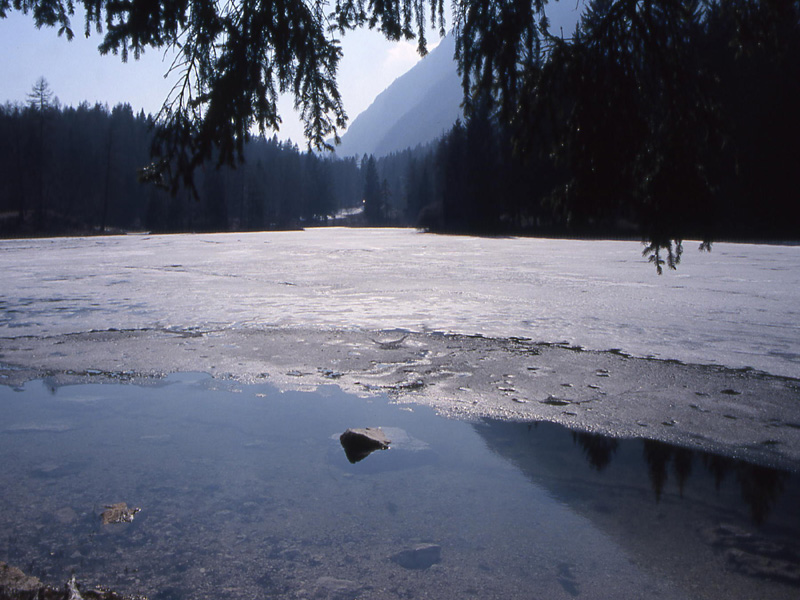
0, 374, 798, 600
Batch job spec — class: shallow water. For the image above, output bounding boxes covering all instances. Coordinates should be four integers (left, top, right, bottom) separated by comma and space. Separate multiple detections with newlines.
1, 375, 798, 599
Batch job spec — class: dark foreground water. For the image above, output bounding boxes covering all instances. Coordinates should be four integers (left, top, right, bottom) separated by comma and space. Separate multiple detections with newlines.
1, 374, 798, 600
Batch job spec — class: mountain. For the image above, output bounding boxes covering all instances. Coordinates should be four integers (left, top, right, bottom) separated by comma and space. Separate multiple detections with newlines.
335, 34, 462, 158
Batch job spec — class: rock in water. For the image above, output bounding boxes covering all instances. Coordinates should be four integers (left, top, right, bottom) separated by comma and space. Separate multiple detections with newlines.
101, 502, 141, 524
339, 427, 391, 463
1, 564, 131, 600
314, 576, 361, 599
0, 561, 42, 595
390, 544, 442, 570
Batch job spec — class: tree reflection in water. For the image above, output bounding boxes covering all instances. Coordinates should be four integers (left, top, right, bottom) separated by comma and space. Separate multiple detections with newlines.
479, 420, 796, 527
637, 438, 787, 524
736, 463, 788, 525
571, 431, 618, 471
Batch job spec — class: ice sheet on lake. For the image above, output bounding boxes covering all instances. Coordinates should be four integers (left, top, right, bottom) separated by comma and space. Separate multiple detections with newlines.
1, 228, 799, 378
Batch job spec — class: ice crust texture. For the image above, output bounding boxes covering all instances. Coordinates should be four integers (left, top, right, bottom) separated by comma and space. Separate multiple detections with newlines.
1, 228, 798, 379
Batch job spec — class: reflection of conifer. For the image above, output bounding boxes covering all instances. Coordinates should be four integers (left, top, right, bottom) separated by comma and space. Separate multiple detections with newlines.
736, 464, 787, 526
673, 449, 693, 497
572, 432, 619, 471
475, 420, 794, 529
700, 452, 730, 491
643, 440, 673, 502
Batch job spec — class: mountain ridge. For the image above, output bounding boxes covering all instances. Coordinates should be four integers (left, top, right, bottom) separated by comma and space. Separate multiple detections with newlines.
335, 34, 462, 158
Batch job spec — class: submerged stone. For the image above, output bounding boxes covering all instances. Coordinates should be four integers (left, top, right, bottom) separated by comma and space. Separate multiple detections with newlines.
390, 544, 442, 570
0, 562, 42, 595
0, 564, 130, 600
314, 576, 361, 599
101, 503, 141, 525
703, 524, 800, 585
339, 428, 391, 463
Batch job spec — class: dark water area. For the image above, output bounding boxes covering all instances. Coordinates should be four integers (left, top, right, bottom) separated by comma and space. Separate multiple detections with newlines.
0, 374, 798, 600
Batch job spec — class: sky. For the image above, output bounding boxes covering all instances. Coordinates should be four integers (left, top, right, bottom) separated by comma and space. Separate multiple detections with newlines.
0, 8, 439, 145
0, 3, 584, 146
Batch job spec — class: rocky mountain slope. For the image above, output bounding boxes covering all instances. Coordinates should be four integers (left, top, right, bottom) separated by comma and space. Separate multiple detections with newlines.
335, 34, 462, 158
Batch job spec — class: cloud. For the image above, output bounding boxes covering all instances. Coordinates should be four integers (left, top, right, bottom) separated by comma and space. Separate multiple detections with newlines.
382, 40, 423, 74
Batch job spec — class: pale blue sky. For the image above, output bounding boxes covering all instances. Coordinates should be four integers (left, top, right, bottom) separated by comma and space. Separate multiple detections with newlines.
1, 3, 583, 145
0, 9, 438, 144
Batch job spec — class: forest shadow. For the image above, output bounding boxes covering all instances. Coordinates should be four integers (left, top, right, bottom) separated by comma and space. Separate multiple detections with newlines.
474, 419, 796, 526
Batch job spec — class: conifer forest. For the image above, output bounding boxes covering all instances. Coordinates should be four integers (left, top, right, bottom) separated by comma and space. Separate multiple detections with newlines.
1, 0, 798, 252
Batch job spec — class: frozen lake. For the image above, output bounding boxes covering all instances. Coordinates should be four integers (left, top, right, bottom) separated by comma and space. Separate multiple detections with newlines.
1, 229, 800, 599
1, 228, 799, 378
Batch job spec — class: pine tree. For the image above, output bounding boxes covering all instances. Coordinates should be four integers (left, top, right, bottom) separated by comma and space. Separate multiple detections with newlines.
27, 77, 55, 230
362, 156, 382, 225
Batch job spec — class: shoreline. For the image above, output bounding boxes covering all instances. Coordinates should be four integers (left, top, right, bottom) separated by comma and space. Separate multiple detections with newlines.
2, 326, 799, 470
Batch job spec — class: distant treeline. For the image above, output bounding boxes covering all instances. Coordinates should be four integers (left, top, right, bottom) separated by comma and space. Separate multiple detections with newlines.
0, 96, 363, 236
2, 0, 799, 243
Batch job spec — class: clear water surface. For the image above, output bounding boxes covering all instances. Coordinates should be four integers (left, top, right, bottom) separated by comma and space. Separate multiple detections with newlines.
1, 375, 798, 600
